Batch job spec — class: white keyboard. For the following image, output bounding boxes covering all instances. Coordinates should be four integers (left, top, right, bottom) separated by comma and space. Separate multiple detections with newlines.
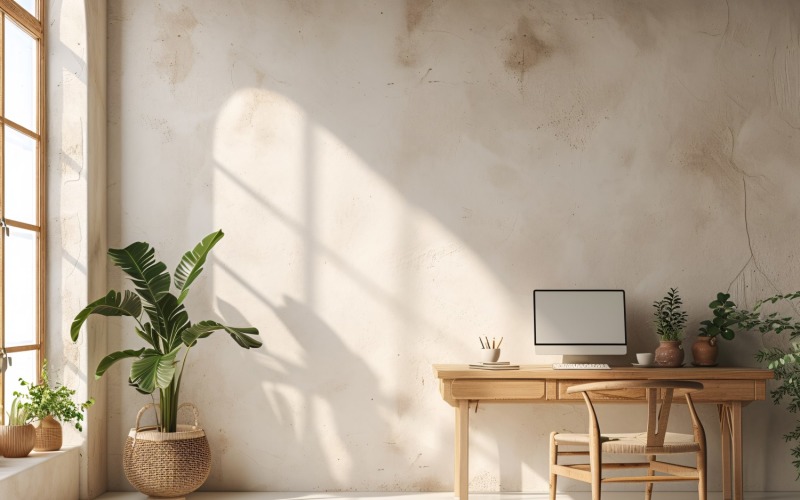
552, 363, 611, 370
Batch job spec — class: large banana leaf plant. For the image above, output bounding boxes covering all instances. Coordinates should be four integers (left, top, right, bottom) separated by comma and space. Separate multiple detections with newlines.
70, 230, 261, 432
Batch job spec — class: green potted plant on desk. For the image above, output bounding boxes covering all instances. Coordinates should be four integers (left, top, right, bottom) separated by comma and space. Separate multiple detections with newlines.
653, 287, 688, 367
693, 292, 756, 366
70, 229, 262, 497
15, 359, 94, 451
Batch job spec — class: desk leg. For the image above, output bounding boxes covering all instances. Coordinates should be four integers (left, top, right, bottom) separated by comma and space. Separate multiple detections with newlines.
731, 402, 743, 500
455, 400, 469, 500
718, 404, 731, 500
718, 402, 743, 500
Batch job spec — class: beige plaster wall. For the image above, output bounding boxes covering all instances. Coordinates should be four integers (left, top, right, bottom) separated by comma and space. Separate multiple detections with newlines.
47, 0, 107, 497
104, 0, 800, 493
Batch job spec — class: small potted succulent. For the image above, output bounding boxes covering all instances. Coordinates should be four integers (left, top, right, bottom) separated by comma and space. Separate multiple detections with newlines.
653, 287, 688, 367
0, 397, 35, 457
15, 359, 94, 451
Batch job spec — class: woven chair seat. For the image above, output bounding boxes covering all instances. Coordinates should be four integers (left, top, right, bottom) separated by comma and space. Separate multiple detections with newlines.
554, 431, 701, 454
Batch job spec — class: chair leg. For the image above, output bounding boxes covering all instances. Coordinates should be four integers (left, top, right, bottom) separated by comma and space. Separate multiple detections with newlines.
590, 447, 601, 500
645, 454, 655, 500
698, 449, 707, 500
549, 432, 558, 500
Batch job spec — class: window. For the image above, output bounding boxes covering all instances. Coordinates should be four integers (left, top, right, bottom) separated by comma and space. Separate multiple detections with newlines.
0, 0, 44, 420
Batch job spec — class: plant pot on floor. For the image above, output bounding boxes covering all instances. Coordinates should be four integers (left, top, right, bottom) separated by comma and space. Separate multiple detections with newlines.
34, 415, 63, 451
654, 340, 685, 367
692, 336, 719, 367
0, 424, 36, 457
123, 403, 211, 498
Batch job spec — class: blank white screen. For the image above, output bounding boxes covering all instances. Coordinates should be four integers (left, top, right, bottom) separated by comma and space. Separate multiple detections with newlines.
534, 290, 626, 349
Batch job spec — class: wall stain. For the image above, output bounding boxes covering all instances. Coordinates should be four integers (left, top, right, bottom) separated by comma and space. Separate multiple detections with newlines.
406, 0, 435, 33
153, 5, 199, 86
679, 125, 761, 188
504, 17, 551, 84
396, 36, 418, 67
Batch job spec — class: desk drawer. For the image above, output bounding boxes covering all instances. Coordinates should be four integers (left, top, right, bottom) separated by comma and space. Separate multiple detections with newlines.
556, 380, 645, 401
672, 380, 761, 402
451, 380, 546, 400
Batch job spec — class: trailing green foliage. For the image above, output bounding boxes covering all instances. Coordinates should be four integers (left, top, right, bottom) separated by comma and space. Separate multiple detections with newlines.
653, 287, 688, 341
714, 291, 800, 477
71, 230, 262, 432
15, 360, 94, 431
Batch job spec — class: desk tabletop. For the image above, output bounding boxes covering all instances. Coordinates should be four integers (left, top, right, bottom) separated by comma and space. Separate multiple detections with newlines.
433, 364, 774, 381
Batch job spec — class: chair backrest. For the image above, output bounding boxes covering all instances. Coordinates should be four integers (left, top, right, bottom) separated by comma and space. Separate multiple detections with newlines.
567, 380, 704, 448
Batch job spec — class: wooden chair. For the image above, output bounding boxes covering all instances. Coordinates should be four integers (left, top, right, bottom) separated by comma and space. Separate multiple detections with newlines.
549, 380, 706, 500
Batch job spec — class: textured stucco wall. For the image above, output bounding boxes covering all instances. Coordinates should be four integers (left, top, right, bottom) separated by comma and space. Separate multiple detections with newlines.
47, 0, 107, 498
105, 0, 800, 493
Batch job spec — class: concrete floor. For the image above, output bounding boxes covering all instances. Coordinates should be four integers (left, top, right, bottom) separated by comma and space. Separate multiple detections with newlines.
96, 492, 799, 500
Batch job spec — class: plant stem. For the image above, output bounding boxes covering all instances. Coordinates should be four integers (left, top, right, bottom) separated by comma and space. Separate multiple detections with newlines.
159, 378, 179, 432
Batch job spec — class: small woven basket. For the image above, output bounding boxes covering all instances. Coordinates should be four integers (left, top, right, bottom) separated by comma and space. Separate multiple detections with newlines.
34, 415, 63, 451
123, 403, 211, 498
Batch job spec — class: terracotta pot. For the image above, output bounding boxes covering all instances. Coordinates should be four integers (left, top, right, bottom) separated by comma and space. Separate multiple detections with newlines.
0, 424, 36, 457
692, 336, 719, 367
34, 415, 63, 452
654, 340, 684, 367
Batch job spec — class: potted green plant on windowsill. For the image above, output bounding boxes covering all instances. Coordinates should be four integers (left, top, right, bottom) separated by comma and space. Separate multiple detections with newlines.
0, 397, 35, 457
653, 287, 688, 367
15, 359, 95, 451
70, 229, 262, 497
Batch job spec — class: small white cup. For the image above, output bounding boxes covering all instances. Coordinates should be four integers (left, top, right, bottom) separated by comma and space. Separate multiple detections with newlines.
636, 352, 654, 366
482, 349, 501, 362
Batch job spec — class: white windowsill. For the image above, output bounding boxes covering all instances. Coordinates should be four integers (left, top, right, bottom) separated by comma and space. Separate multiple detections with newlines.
0, 445, 79, 500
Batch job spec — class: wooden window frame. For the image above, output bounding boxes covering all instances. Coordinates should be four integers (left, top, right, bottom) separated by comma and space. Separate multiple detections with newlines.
0, 0, 46, 421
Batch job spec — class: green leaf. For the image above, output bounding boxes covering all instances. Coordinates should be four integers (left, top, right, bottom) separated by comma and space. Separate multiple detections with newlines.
144, 293, 190, 352
182, 320, 262, 349
174, 230, 225, 304
70, 290, 142, 342
96, 348, 146, 378
129, 349, 180, 394
108, 241, 171, 309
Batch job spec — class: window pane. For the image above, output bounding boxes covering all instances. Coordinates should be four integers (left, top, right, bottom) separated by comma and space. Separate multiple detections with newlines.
4, 228, 37, 347
4, 17, 37, 132
13, 1, 37, 18
3, 349, 37, 418
4, 126, 37, 225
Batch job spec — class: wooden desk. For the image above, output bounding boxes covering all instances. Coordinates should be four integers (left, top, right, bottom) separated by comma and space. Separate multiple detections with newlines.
433, 364, 773, 500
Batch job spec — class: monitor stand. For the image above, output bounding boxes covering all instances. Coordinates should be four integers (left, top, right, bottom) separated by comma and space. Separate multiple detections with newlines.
561, 354, 620, 365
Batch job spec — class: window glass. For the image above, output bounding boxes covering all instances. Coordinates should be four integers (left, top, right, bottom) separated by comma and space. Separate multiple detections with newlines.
4, 17, 38, 132
2, 0, 43, 423
4, 228, 37, 347
4, 126, 37, 225
14, 1, 37, 18
3, 350, 37, 410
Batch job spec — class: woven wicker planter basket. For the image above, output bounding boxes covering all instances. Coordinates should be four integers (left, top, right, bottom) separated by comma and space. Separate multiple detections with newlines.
123, 403, 211, 498
34, 415, 63, 451
0, 424, 36, 458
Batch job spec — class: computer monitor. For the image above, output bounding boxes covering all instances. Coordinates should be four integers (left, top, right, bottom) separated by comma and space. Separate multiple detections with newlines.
533, 289, 627, 356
